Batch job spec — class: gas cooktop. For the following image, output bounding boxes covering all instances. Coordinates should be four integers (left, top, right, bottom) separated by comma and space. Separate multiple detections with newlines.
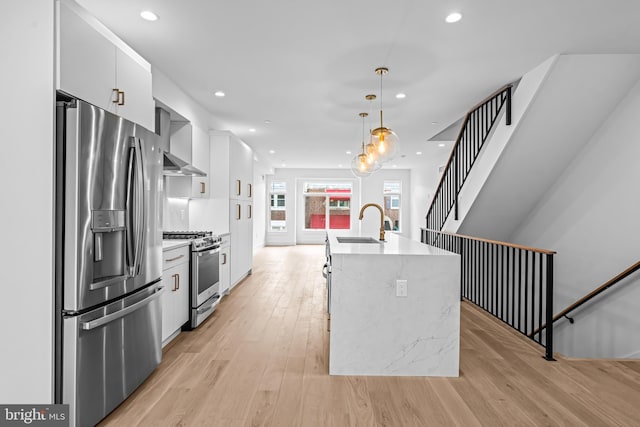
163, 231, 212, 240
163, 231, 221, 251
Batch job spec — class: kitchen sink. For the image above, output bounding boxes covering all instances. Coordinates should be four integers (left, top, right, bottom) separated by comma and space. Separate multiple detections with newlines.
336, 236, 383, 244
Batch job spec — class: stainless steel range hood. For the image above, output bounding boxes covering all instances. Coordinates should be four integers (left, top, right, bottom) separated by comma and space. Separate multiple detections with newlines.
163, 151, 206, 177
155, 107, 207, 177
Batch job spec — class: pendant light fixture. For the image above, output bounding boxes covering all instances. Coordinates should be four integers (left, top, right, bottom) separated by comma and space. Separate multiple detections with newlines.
351, 113, 380, 178
370, 67, 399, 162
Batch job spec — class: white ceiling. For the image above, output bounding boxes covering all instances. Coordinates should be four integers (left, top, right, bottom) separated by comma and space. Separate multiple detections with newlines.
76, 0, 640, 171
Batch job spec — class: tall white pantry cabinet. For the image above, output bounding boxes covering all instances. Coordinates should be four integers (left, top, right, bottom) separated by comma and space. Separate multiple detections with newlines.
210, 131, 254, 288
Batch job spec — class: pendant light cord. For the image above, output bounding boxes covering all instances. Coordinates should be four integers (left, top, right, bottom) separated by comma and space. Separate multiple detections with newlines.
380, 70, 384, 129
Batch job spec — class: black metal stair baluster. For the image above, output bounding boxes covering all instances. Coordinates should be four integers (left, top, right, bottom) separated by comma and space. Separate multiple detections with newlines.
524, 251, 529, 335
545, 254, 554, 360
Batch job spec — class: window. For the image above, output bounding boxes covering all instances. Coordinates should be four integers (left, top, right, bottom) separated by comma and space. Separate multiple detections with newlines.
383, 181, 401, 232
269, 181, 286, 232
303, 182, 352, 230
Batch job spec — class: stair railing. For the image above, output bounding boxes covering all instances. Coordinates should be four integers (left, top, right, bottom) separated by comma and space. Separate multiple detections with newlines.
421, 228, 556, 361
531, 260, 640, 337
425, 84, 512, 233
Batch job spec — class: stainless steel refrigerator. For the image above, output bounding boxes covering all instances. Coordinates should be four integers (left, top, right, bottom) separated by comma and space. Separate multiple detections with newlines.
55, 97, 163, 427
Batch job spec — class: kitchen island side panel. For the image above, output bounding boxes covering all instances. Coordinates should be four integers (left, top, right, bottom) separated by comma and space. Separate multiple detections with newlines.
329, 252, 460, 377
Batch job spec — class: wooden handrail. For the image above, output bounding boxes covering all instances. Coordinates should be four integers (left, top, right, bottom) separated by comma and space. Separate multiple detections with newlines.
428, 83, 513, 211
531, 260, 640, 337
422, 228, 556, 255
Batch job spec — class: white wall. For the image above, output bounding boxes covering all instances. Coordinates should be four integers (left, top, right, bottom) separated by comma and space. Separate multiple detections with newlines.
252, 167, 267, 251
0, 1, 55, 403
510, 78, 640, 358
410, 149, 452, 242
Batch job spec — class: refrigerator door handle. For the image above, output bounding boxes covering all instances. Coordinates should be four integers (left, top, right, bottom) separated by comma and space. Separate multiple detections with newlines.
133, 137, 145, 276
126, 137, 145, 277
80, 286, 164, 331
125, 140, 136, 276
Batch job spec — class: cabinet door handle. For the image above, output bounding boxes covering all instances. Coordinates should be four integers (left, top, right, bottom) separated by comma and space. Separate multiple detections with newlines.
248, 204, 252, 219
222, 253, 227, 265
200, 182, 206, 194
172, 273, 179, 291
248, 183, 252, 198
165, 254, 185, 262
236, 204, 241, 220
236, 180, 242, 196
176, 273, 180, 290
112, 88, 125, 106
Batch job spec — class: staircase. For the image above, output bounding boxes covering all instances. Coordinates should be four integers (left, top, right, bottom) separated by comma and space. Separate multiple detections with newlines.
424, 53, 640, 358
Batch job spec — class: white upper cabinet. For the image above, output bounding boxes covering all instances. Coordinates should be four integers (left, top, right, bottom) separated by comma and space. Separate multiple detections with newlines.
56, 0, 154, 130
114, 48, 154, 129
190, 126, 210, 198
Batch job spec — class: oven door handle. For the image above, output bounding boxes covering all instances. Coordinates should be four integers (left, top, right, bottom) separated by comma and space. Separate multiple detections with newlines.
198, 247, 221, 256
197, 294, 220, 315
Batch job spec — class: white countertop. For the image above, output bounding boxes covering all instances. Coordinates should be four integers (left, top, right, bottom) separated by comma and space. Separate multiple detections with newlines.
326, 230, 457, 256
162, 240, 191, 251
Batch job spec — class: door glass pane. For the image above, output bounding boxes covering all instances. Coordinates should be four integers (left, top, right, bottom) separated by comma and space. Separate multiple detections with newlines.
383, 195, 400, 231
305, 196, 326, 229
328, 195, 350, 229
269, 182, 286, 232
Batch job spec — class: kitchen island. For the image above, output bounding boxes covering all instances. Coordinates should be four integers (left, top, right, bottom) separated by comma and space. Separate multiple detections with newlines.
326, 231, 460, 377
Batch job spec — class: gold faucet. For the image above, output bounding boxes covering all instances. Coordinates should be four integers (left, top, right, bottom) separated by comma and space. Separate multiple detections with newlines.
358, 203, 385, 241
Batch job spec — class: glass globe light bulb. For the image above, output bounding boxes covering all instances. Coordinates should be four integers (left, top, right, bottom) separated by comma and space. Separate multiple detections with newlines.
371, 127, 399, 163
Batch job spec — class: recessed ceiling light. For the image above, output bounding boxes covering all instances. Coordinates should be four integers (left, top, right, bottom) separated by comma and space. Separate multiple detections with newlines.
338, 164, 343, 168
214, 91, 225, 97
268, 150, 275, 154
416, 151, 422, 155
446, 12, 462, 23
392, 164, 398, 168
281, 163, 286, 167
264, 120, 272, 124
395, 93, 406, 99
438, 143, 446, 147
431, 121, 439, 125
140, 10, 158, 21
248, 128, 256, 133
346, 150, 352, 155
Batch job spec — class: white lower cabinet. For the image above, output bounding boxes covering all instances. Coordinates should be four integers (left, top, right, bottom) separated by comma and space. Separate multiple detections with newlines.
219, 235, 231, 296
161, 245, 190, 345
229, 201, 253, 288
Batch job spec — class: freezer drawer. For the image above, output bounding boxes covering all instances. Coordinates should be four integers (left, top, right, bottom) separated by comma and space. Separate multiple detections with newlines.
62, 283, 163, 427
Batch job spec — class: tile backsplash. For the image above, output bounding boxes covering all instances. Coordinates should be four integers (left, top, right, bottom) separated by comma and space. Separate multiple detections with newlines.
163, 196, 189, 230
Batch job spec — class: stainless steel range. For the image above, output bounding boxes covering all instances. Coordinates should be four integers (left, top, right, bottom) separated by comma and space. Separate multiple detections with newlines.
163, 231, 222, 328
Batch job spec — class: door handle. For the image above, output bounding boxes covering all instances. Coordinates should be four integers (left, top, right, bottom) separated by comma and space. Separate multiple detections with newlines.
236, 204, 241, 220
200, 181, 206, 194
172, 273, 178, 291
222, 253, 227, 265
80, 286, 164, 331
112, 88, 125, 106
236, 180, 241, 196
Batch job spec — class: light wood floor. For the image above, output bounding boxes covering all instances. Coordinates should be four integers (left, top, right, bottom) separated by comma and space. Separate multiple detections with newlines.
100, 245, 640, 426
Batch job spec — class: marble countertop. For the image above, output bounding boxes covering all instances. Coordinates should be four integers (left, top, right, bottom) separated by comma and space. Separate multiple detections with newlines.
326, 231, 457, 256
162, 240, 191, 251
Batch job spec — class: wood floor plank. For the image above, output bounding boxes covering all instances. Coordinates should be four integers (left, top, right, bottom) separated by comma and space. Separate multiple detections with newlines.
99, 245, 640, 427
